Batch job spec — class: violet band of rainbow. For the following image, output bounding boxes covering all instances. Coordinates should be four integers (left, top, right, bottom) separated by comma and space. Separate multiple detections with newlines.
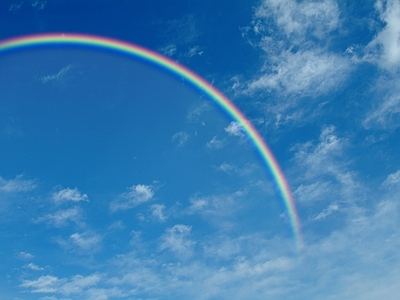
0, 33, 304, 253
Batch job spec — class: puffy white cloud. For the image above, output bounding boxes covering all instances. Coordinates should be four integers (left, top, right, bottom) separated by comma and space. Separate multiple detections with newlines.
110, 184, 154, 212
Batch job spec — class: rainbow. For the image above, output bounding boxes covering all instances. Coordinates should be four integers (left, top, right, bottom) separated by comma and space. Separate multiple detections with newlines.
0, 33, 304, 252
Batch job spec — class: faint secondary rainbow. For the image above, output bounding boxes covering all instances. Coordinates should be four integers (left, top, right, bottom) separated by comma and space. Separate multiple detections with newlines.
0, 33, 304, 252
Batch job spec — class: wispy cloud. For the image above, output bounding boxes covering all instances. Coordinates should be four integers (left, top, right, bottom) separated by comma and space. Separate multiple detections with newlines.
206, 135, 226, 149
25, 262, 44, 271
313, 203, 339, 220
291, 126, 362, 208
8, 2, 23, 11
363, 75, 400, 129
0, 175, 36, 193
110, 184, 154, 212
40, 65, 72, 84
172, 131, 189, 147
16, 251, 34, 260
51, 187, 89, 204
187, 102, 211, 122
188, 191, 242, 220
159, 44, 177, 57
381, 169, 400, 188
69, 231, 102, 252
57, 231, 102, 253
151, 204, 167, 222
20, 273, 102, 295
31, 0, 46, 10
217, 162, 256, 176
34, 207, 83, 227
237, 0, 353, 125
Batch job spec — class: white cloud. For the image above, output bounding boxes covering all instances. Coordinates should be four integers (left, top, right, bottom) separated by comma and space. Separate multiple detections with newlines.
20, 273, 101, 296
206, 135, 226, 149
20, 275, 61, 293
160, 224, 194, 256
25, 263, 44, 271
382, 169, 400, 188
32, 1, 46, 10
40, 65, 72, 84
291, 126, 362, 209
0, 175, 36, 193
59, 274, 101, 295
159, 44, 177, 57
314, 203, 339, 220
110, 184, 154, 212
35, 207, 83, 227
364, 0, 400, 71
172, 131, 189, 147
224, 121, 244, 137
187, 45, 204, 57
293, 181, 333, 203
17, 251, 34, 260
8, 2, 23, 11
187, 102, 211, 122
363, 76, 400, 129
254, 0, 340, 42
52, 187, 88, 204
151, 204, 167, 222
246, 49, 351, 98
238, 0, 352, 124
69, 231, 102, 252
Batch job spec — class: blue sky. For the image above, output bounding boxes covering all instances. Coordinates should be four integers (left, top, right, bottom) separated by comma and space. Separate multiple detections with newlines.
1, 0, 400, 299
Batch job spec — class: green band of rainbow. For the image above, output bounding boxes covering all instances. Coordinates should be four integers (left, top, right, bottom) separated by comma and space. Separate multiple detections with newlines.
0, 33, 304, 252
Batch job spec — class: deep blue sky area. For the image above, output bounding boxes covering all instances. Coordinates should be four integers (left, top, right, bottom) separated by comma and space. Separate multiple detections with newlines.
1, 1, 400, 299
